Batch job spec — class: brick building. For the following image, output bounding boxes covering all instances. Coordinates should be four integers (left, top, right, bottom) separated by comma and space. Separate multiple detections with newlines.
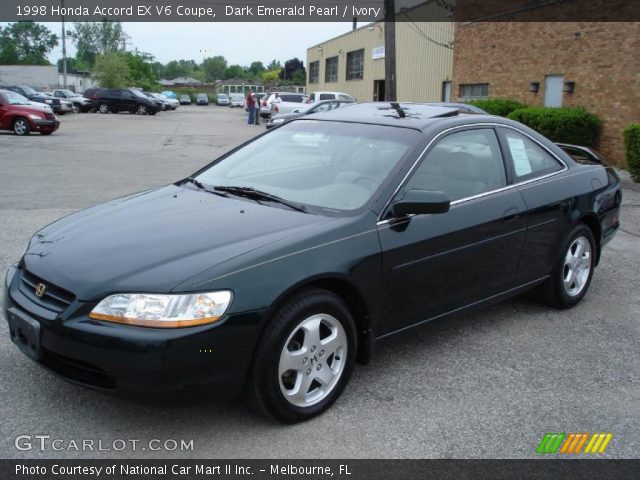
452, 22, 640, 166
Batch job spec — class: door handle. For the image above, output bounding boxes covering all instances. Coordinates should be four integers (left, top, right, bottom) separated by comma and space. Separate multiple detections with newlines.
503, 207, 520, 223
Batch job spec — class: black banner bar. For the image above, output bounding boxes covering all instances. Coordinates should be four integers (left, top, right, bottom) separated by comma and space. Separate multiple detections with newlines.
0, 0, 638, 22
2, 459, 640, 480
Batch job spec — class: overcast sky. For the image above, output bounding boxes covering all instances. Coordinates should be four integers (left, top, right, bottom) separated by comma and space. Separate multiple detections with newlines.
23, 22, 355, 67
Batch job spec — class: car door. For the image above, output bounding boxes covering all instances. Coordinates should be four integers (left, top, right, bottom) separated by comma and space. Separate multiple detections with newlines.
377, 126, 528, 335
496, 127, 568, 284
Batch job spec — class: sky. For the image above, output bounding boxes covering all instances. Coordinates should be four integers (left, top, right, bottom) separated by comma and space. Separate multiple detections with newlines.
28, 22, 355, 68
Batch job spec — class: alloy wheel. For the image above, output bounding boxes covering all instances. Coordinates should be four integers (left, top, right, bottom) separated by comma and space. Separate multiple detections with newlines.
99, 103, 109, 114
137, 104, 147, 115
562, 236, 592, 297
13, 119, 28, 135
278, 314, 347, 408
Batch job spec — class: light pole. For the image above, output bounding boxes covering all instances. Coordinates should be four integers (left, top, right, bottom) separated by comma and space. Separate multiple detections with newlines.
61, 0, 67, 88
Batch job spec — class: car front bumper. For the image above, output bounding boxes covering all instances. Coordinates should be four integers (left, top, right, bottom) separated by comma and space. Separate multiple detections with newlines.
31, 119, 60, 132
3, 265, 267, 397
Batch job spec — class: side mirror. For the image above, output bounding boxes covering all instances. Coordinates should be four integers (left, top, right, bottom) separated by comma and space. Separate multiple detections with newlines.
391, 189, 450, 216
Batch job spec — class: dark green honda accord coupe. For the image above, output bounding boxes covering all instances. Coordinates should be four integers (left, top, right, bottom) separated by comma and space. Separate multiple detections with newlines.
4, 103, 621, 422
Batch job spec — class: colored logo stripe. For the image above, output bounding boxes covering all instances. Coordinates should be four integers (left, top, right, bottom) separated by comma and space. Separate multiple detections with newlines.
537, 433, 613, 454
537, 433, 565, 454
559, 433, 589, 454
584, 433, 613, 454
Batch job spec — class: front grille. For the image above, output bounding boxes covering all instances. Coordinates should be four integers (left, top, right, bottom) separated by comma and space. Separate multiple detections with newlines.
41, 347, 116, 389
45, 113, 56, 120
19, 270, 75, 314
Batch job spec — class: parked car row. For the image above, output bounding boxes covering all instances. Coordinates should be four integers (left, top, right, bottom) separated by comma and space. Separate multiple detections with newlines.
82, 88, 181, 115
0, 85, 63, 114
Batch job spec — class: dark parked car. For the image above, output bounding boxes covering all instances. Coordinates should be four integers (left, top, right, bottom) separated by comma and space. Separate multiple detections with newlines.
266, 99, 355, 129
85, 88, 159, 115
196, 93, 209, 106
0, 85, 62, 114
0, 89, 60, 135
4, 103, 621, 423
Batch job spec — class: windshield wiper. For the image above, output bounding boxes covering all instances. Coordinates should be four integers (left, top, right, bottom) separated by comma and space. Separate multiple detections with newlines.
184, 178, 229, 197
213, 186, 309, 213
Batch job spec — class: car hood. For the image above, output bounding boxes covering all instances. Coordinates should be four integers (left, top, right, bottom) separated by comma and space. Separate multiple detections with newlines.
23, 185, 336, 301
13, 103, 53, 114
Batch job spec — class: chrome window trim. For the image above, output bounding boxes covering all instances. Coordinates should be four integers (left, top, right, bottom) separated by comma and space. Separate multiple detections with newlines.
377, 122, 569, 224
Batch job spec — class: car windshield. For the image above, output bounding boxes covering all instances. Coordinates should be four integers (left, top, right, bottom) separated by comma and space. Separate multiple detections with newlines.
194, 120, 419, 212
218, 94, 228, 99
3, 92, 31, 105
20, 86, 37, 95
130, 89, 148, 99
61, 89, 77, 97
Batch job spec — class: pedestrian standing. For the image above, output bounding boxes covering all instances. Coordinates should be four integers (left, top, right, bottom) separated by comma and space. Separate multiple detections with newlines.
246, 90, 255, 125
253, 92, 261, 125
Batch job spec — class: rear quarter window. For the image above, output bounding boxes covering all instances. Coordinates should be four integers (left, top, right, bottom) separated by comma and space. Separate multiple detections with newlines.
501, 129, 563, 182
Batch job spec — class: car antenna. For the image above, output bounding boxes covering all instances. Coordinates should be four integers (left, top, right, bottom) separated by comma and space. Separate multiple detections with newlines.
390, 102, 405, 118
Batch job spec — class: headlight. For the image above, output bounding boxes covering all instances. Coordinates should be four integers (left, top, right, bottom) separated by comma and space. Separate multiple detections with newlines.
44, 99, 52, 104
27, 114, 42, 120
89, 291, 233, 328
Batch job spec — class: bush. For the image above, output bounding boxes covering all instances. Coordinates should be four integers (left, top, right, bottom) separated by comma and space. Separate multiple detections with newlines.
466, 99, 526, 117
624, 124, 640, 182
507, 107, 601, 147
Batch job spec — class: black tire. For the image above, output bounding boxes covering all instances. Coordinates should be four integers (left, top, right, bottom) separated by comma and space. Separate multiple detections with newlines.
98, 103, 109, 114
72, 104, 80, 114
137, 104, 147, 115
148, 110, 157, 116
12, 117, 30, 136
538, 223, 596, 309
247, 288, 356, 423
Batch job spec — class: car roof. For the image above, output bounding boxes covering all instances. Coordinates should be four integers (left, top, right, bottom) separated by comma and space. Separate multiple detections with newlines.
303, 102, 464, 130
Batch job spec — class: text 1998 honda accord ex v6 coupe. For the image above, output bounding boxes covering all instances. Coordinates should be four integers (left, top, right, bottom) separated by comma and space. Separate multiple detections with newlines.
4, 103, 621, 422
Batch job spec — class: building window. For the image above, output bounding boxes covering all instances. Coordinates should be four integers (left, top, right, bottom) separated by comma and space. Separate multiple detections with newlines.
309, 61, 319, 84
459, 83, 489, 100
346, 49, 364, 80
325, 56, 338, 83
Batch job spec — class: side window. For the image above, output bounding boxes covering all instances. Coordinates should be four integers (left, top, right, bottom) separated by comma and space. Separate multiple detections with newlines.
405, 129, 506, 202
319, 93, 334, 100
338, 94, 353, 101
502, 129, 562, 181
53, 91, 63, 98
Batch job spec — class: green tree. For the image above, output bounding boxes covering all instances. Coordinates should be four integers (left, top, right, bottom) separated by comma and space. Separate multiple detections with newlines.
164, 59, 198, 79
70, 21, 125, 67
261, 69, 281, 84
248, 61, 265, 78
280, 58, 305, 83
124, 51, 157, 90
201, 55, 227, 82
150, 61, 166, 80
224, 64, 247, 79
93, 52, 129, 88
266, 59, 282, 71
0, 22, 58, 65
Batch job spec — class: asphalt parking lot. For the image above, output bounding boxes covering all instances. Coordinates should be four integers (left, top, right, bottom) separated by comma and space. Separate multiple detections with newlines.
0, 107, 638, 459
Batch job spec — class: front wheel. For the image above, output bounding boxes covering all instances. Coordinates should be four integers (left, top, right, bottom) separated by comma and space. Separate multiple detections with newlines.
247, 288, 356, 423
13, 117, 30, 136
72, 104, 80, 114
98, 103, 109, 114
137, 104, 147, 115
538, 223, 596, 309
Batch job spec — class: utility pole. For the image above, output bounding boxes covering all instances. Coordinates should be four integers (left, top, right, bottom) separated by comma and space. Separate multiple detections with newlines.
61, 0, 67, 88
384, 0, 396, 101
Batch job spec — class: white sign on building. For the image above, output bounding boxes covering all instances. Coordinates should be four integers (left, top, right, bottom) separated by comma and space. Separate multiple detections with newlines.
372, 46, 385, 60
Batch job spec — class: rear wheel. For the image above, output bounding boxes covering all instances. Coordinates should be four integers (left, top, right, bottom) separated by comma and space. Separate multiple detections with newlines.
98, 103, 109, 114
248, 288, 356, 423
13, 117, 30, 136
538, 223, 596, 309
